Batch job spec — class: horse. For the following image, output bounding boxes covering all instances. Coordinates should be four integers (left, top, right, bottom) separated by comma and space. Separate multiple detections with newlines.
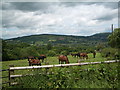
71, 53, 80, 58
28, 58, 41, 66
38, 54, 46, 62
76, 53, 81, 58
80, 53, 88, 59
93, 51, 96, 58
27, 56, 36, 61
71, 53, 76, 57
58, 55, 69, 64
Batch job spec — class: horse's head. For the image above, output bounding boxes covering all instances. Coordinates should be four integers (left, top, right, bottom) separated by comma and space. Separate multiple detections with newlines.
66, 60, 69, 64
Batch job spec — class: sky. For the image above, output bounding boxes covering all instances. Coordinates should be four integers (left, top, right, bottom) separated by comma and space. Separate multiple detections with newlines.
1, 1, 119, 39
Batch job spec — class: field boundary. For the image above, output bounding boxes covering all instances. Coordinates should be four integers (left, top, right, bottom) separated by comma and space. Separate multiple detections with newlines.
10, 60, 119, 70
2, 60, 120, 86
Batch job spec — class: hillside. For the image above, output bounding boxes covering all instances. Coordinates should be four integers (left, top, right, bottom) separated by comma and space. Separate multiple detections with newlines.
5, 32, 111, 46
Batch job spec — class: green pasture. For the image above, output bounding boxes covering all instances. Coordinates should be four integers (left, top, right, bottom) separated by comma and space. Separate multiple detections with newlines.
1, 53, 118, 88
2, 53, 106, 69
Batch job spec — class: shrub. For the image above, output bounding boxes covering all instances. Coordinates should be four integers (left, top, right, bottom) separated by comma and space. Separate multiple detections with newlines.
60, 50, 69, 55
101, 48, 118, 59
47, 50, 56, 57
8, 63, 119, 88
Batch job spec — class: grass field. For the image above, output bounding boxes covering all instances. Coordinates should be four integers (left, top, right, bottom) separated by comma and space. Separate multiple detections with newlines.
1, 53, 106, 69
1, 53, 119, 88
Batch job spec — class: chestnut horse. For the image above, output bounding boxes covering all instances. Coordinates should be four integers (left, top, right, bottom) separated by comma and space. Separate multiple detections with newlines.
58, 55, 69, 64
28, 58, 41, 66
80, 53, 88, 59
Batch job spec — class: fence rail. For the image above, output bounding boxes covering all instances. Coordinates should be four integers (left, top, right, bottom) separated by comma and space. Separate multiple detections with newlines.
10, 60, 120, 70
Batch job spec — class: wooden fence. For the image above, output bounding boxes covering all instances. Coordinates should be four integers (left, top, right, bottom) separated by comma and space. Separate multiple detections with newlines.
1, 60, 120, 86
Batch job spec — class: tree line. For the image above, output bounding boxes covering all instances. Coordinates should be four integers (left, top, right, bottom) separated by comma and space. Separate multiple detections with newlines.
2, 40, 97, 61
2, 28, 120, 61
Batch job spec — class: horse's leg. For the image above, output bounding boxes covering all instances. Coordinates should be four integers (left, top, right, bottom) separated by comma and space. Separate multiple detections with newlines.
59, 60, 60, 64
42, 59, 44, 62
29, 63, 31, 66
82, 56, 84, 60
80, 56, 82, 59
84, 56, 86, 60
65, 61, 67, 64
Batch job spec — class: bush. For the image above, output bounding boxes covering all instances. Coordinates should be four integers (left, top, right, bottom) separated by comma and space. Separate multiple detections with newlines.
8, 63, 119, 88
101, 48, 119, 59
60, 50, 69, 55
47, 50, 56, 57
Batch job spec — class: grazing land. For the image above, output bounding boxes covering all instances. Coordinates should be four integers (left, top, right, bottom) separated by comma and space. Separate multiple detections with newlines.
1, 53, 119, 88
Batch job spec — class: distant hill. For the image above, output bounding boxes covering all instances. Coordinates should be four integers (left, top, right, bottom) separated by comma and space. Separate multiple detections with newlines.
5, 32, 111, 46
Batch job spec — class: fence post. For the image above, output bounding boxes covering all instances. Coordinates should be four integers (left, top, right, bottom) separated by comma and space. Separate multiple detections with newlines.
45, 62, 49, 74
77, 60, 80, 63
9, 65, 14, 86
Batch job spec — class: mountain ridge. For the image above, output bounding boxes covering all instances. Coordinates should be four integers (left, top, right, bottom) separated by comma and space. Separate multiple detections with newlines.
5, 32, 111, 46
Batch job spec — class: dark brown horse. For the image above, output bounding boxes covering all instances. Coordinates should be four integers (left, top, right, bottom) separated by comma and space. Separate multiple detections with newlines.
71, 53, 80, 58
28, 58, 41, 66
76, 53, 81, 58
93, 51, 96, 58
58, 55, 69, 64
80, 53, 88, 59
71, 53, 76, 57
38, 54, 46, 62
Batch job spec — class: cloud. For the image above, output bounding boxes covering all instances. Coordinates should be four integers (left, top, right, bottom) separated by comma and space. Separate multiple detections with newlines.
2, 2, 52, 11
94, 8, 118, 21
61, 2, 118, 9
1, 2, 118, 39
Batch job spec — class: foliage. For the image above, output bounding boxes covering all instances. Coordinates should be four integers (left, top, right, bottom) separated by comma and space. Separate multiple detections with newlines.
101, 47, 119, 59
8, 63, 119, 88
108, 28, 120, 48
46, 43, 52, 50
6, 33, 110, 47
47, 50, 56, 57
2, 53, 118, 88
2, 32, 110, 61
60, 50, 69, 55
2, 39, 97, 61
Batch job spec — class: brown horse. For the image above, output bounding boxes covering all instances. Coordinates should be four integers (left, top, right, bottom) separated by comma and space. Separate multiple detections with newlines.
28, 56, 36, 61
58, 55, 69, 64
28, 58, 41, 66
80, 53, 88, 59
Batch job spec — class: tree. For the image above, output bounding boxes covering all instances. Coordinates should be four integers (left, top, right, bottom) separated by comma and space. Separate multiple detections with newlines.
108, 28, 120, 48
108, 28, 120, 59
47, 43, 52, 50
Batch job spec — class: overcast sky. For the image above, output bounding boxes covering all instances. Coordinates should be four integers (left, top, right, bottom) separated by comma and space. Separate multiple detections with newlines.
1, 1, 119, 39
